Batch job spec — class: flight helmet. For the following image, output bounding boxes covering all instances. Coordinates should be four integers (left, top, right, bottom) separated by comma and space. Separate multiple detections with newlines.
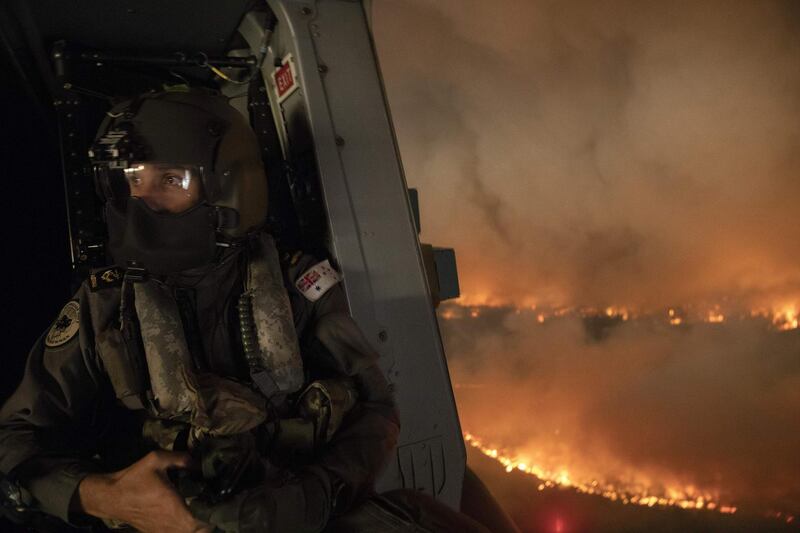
90, 89, 267, 275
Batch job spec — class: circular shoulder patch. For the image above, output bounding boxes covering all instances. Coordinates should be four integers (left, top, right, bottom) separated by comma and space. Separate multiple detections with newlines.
45, 301, 80, 348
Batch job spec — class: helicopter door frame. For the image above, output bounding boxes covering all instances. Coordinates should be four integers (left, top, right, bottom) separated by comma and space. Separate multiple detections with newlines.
260, 0, 466, 507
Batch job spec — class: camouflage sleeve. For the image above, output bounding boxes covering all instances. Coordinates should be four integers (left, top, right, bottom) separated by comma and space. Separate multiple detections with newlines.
309, 311, 400, 511
287, 254, 401, 512
0, 291, 107, 524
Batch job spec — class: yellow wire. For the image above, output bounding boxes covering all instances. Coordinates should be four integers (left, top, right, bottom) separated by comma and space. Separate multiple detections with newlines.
210, 65, 252, 85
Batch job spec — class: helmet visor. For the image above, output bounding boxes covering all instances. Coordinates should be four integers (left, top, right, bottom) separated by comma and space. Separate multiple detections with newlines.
96, 162, 205, 214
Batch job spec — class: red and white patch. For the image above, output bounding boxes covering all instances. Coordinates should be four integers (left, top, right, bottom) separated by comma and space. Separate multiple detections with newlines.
296, 260, 341, 302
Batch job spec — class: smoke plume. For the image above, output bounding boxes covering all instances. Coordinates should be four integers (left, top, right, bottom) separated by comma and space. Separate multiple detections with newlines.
373, 0, 800, 309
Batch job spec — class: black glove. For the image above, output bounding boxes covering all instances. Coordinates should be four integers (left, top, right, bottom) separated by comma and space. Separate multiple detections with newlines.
191, 467, 337, 533
190, 490, 247, 533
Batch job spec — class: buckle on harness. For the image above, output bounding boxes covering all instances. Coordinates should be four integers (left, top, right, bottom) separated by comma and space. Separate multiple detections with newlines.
125, 261, 148, 282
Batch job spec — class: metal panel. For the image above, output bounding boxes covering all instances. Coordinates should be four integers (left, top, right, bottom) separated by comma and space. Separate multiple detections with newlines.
398, 437, 447, 497
267, 0, 465, 507
434, 248, 461, 301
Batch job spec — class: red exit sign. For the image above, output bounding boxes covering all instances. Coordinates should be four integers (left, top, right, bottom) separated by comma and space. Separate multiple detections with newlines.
274, 54, 299, 103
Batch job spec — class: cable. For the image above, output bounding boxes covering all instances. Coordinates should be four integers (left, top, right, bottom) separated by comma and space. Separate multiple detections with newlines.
209, 64, 257, 85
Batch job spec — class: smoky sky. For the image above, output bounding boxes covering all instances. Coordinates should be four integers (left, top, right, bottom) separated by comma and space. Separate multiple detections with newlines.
372, 0, 800, 309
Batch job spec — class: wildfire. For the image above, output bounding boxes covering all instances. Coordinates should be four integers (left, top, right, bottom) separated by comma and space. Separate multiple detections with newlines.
768, 511, 797, 524
772, 305, 798, 331
440, 308, 456, 321
604, 306, 630, 321
705, 306, 725, 323
453, 292, 509, 308
439, 297, 800, 331
448, 299, 798, 525
464, 432, 735, 514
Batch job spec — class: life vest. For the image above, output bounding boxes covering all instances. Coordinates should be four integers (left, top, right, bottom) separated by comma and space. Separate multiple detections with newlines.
88, 233, 305, 428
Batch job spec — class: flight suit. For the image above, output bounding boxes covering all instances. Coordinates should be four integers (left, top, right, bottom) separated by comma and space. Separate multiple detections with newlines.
0, 241, 400, 531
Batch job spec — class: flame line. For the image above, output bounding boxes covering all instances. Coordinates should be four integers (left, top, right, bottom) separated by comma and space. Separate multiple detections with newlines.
464, 432, 737, 514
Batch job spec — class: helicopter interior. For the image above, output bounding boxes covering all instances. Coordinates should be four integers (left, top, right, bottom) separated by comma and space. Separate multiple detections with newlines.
0, 0, 325, 287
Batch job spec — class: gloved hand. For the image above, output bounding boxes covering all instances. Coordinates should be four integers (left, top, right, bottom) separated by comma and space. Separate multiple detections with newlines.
189, 491, 246, 533
189, 468, 336, 533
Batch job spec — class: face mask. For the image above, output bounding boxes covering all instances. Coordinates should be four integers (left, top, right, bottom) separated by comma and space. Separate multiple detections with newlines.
105, 197, 219, 275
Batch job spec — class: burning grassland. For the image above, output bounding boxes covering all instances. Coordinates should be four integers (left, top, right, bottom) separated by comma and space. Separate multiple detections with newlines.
438, 302, 800, 525
464, 431, 739, 514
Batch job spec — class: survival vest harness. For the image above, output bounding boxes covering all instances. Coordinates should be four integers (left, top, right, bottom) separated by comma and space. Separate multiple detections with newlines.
89, 233, 305, 425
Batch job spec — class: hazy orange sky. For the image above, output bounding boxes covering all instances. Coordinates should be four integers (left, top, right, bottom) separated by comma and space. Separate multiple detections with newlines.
373, 0, 800, 310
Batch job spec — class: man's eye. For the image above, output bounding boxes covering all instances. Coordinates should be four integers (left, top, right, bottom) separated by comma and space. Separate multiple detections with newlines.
127, 176, 142, 186
163, 174, 183, 187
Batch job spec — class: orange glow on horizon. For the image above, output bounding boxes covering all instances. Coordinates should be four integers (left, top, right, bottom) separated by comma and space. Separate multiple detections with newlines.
438, 300, 799, 331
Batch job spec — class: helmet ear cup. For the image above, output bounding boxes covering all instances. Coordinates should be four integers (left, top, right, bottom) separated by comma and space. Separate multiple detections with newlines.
213, 117, 269, 239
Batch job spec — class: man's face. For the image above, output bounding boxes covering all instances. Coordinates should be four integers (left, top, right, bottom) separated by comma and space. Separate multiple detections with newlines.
124, 163, 203, 214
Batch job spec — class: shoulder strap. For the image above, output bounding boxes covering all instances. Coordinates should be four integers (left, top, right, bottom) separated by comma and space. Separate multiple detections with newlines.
85, 269, 152, 412
132, 277, 195, 419
239, 233, 305, 402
